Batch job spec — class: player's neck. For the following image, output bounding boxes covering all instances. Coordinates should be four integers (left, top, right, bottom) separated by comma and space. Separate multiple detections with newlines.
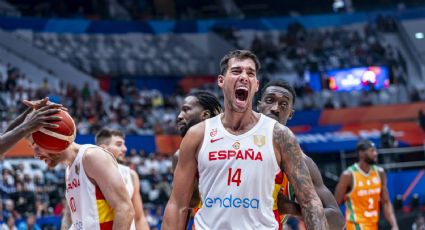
221, 110, 260, 134
62, 142, 81, 166
358, 161, 371, 173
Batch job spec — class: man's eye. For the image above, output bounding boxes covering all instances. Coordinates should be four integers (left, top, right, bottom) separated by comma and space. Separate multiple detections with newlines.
265, 98, 273, 103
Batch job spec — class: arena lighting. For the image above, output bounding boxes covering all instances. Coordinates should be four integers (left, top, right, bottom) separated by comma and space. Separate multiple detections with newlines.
324, 66, 389, 92
362, 70, 377, 84
415, 32, 424, 39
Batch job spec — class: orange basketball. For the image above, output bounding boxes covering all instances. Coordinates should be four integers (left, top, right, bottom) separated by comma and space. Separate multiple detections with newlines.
32, 110, 76, 152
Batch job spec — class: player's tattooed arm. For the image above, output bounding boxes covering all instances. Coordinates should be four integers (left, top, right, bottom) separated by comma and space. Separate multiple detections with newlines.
273, 123, 328, 230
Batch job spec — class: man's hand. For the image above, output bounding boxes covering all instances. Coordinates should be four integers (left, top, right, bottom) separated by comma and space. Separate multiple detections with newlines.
22, 105, 62, 134
277, 191, 301, 216
23, 97, 67, 111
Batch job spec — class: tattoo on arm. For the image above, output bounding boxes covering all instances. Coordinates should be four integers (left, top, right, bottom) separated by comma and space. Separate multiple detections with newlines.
274, 123, 328, 229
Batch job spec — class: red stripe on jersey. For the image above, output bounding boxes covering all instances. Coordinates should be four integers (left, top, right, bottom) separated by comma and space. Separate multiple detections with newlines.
96, 185, 105, 200
99, 220, 113, 230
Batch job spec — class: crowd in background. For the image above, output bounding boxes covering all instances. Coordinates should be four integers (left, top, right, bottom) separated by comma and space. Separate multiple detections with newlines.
0, 149, 173, 229
0, 11, 424, 229
5, 0, 425, 20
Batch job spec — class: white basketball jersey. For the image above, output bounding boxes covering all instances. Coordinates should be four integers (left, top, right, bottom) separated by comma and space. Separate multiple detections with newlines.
65, 144, 116, 230
118, 164, 136, 230
195, 114, 280, 230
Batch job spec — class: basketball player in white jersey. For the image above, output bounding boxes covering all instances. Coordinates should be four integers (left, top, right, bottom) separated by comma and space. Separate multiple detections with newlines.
95, 128, 150, 230
25, 114, 134, 230
163, 50, 328, 229
0, 97, 62, 155
174, 90, 223, 228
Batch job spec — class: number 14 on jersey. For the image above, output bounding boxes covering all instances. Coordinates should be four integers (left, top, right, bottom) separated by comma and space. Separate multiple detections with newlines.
227, 168, 242, 186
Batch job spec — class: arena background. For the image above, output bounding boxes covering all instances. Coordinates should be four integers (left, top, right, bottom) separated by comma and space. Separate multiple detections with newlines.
0, 0, 425, 229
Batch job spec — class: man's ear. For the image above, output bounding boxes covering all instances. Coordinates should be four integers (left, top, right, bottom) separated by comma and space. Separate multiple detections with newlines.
218, 75, 224, 88
288, 109, 295, 120
201, 110, 211, 120
256, 100, 261, 112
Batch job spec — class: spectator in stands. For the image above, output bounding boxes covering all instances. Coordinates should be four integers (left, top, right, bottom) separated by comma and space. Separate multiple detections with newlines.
412, 215, 425, 230
17, 213, 40, 230
10, 182, 36, 215
1, 215, 17, 230
2, 199, 19, 222
380, 124, 397, 149
418, 109, 425, 133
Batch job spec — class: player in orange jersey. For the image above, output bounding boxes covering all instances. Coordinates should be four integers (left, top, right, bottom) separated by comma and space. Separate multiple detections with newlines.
334, 139, 398, 230
257, 80, 345, 230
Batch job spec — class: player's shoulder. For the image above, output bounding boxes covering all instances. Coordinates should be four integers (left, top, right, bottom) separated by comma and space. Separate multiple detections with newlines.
374, 165, 385, 172
185, 121, 206, 137
83, 145, 116, 165
271, 121, 291, 136
375, 165, 386, 177
341, 167, 354, 177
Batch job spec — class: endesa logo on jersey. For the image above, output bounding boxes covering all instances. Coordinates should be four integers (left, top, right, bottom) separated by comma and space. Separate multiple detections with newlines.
204, 194, 260, 209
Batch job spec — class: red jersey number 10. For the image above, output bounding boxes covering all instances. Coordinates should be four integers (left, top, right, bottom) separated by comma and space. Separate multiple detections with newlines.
227, 168, 242, 186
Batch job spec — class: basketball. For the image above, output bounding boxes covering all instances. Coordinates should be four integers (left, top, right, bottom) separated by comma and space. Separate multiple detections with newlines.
32, 110, 76, 152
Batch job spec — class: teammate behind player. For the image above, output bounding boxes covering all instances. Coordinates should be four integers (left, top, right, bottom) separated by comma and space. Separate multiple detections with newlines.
0, 97, 62, 156
96, 128, 150, 230
163, 50, 328, 229
25, 107, 134, 230
175, 90, 223, 227
334, 139, 398, 230
257, 80, 345, 230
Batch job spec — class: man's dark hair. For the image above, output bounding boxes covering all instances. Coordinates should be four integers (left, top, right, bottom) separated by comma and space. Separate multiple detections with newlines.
95, 128, 125, 145
220, 50, 261, 75
260, 80, 296, 105
356, 139, 376, 153
188, 90, 222, 117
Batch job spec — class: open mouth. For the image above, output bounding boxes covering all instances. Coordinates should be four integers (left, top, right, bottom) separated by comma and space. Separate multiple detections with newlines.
235, 87, 248, 105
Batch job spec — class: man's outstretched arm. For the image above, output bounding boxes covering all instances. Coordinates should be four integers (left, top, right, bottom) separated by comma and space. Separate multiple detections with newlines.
304, 156, 345, 230
0, 104, 62, 156
273, 123, 328, 229
162, 123, 203, 230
